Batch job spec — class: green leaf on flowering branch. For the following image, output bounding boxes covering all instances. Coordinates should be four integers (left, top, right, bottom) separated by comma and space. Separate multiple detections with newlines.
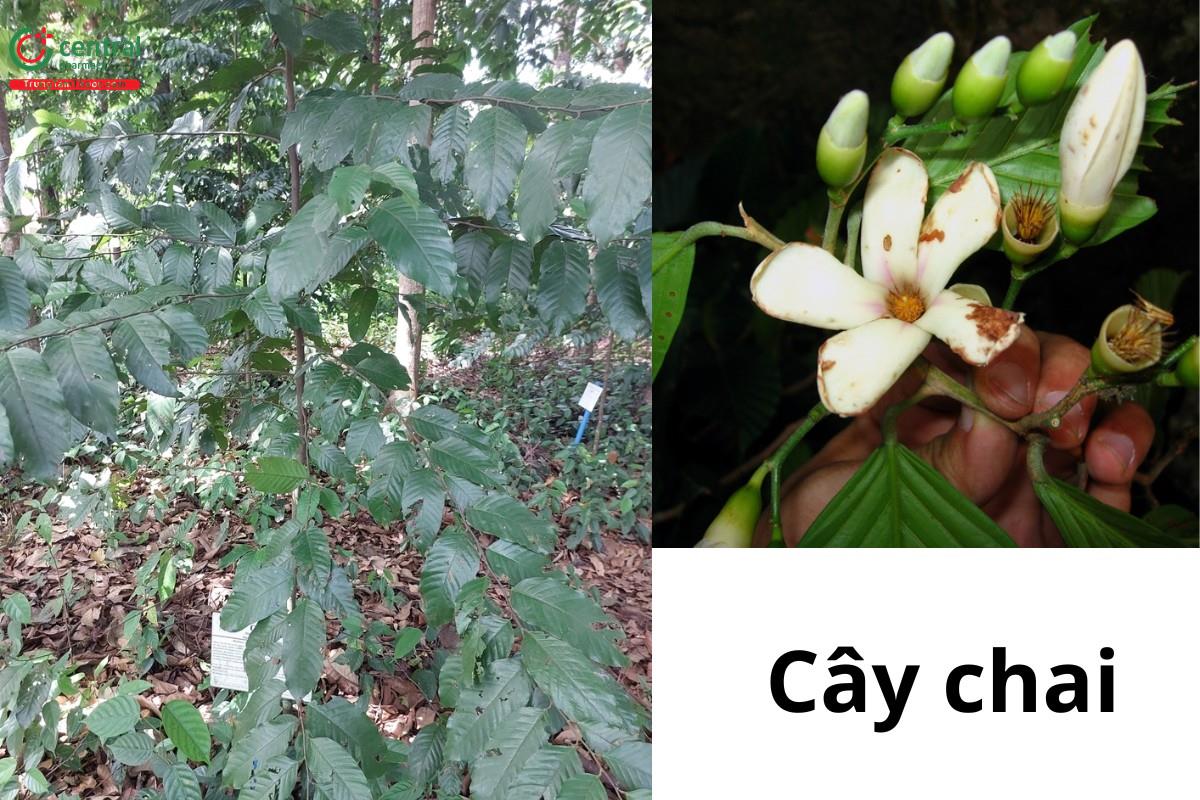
245, 456, 309, 494
557, 774, 607, 800
800, 442, 1016, 547
903, 16, 1185, 262
86, 695, 140, 741
282, 598, 326, 699
1033, 476, 1192, 547
512, 577, 628, 667
222, 717, 297, 789
162, 763, 202, 800
602, 740, 652, 791
650, 231, 694, 381
305, 737, 372, 800
421, 530, 479, 629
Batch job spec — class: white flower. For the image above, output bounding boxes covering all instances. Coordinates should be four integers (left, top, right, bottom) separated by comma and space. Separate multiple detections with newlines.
751, 148, 1023, 416
1058, 39, 1146, 243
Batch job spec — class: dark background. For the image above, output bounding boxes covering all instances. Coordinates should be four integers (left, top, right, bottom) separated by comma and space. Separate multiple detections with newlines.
652, 0, 1200, 546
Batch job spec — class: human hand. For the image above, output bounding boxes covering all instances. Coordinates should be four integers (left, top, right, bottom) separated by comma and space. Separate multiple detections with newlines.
762, 326, 1155, 546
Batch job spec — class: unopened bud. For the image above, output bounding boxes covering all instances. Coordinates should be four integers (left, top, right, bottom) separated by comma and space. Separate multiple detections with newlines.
1174, 341, 1199, 388
816, 90, 869, 188
952, 36, 1011, 122
1017, 30, 1077, 106
696, 474, 765, 548
891, 32, 954, 118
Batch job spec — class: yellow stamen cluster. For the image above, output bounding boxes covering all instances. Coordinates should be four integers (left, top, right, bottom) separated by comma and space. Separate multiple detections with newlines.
1108, 294, 1172, 364
1010, 187, 1056, 244
887, 290, 926, 323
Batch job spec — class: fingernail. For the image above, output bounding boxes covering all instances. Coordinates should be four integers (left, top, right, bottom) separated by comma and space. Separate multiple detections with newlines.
1100, 432, 1137, 476
959, 404, 975, 432
1039, 389, 1067, 412
985, 362, 1030, 410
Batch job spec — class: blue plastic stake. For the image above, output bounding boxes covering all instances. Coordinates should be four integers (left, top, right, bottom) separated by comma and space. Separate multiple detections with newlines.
572, 409, 592, 445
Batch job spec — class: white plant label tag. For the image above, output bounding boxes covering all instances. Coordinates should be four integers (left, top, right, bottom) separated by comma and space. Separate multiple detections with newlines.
210, 612, 251, 692
578, 382, 604, 411
210, 612, 308, 700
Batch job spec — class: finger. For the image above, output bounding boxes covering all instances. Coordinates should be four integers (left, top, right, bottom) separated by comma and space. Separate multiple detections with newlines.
974, 325, 1040, 419
1033, 332, 1098, 449
1085, 402, 1154, 485
780, 460, 862, 546
915, 400, 1018, 506
1086, 481, 1132, 513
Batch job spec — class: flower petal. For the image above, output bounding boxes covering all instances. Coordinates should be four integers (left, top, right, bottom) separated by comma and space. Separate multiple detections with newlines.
915, 289, 1024, 366
817, 318, 931, 416
861, 148, 927, 291
915, 161, 1001, 297
750, 242, 888, 330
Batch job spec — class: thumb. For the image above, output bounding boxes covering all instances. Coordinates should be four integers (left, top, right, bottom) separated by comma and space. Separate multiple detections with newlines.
915, 399, 1018, 505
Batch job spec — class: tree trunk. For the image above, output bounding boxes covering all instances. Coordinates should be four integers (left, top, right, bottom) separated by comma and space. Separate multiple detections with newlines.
285, 51, 309, 467
393, 0, 437, 403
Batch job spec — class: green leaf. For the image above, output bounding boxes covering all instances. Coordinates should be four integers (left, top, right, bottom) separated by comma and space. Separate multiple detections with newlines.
130, 247, 162, 286
86, 695, 139, 741
0, 257, 29, 331
583, 104, 651, 245
602, 741, 651, 790
469, 707, 549, 800
246, 456, 309, 493
420, 530, 479, 629
266, 194, 341, 300
409, 403, 492, 447
1034, 476, 1189, 547
308, 698, 390, 779
0, 348, 72, 476
394, 627, 423, 659
0, 405, 12, 467
244, 285, 290, 338
465, 107, 527, 218
42, 331, 118, 436
466, 493, 555, 554
593, 244, 649, 341
118, 136, 156, 195
431, 106, 470, 183
368, 196, 457, 296
328, 164, 373, 214
506, 745, 583, 800
306, 736, 372, 800
518, 122, 576, 243
106, 731, 155, 766
346, 286, 378, 341
456, 230, 495, 297
222, 716, 297, 789
2, 592, 30, 623
801, 442, 1016, 547
266, 0, 303, 54
485, 238, 530, 303
161, 243, 195, 287
1143, 504, 1200, 539
283, 598, 326, 699
162, 763, 202, 800
535, 240, 590, 333
557, 774, 606, 800
161, 700, 211, 764
198, 201, 238, 247
407, 720, 447, 788
150, 204, 204, 241
445, 658, 533, 762
513, 578, 628, 667
353, 353, 411, 392
82, 258, 133, 293
220, 564, 295, 632
304, 10, 366, 53
403, 468, 446, 543
650, 232, 694, 380
520, 631, 644, 747
485, 540, 548, 584
234, 755, 299, 800
345, 418, 384, 463
113, 315, 177, 396
99, 191, 141, 231
429, 437, 501, 487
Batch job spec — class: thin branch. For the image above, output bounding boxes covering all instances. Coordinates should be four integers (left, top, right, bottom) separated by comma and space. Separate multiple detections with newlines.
17, 129, 280, 161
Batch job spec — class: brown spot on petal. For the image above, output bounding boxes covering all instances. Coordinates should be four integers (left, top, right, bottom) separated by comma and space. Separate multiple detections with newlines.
918, 228, 944, 243
948, 170, 971, 193
1089, 115, 1098, 128
966, 303, 1019, 342
882, 234, 892, 251
820, 359, 836, 372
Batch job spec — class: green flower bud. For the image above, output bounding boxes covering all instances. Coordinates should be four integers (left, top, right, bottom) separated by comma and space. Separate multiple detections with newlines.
816, 90, 869, 188
1175, 341, 1199, 387
952, 36, 1011, 122
1091, 303, 1167, 376
1001, 190, 1058, 265
891, 32, 954, 118
1017, 30, 1077, 106
696, 474, 764, 548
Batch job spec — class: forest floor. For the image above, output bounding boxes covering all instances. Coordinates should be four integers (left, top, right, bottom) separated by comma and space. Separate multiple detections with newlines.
0, 341, 652, 798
